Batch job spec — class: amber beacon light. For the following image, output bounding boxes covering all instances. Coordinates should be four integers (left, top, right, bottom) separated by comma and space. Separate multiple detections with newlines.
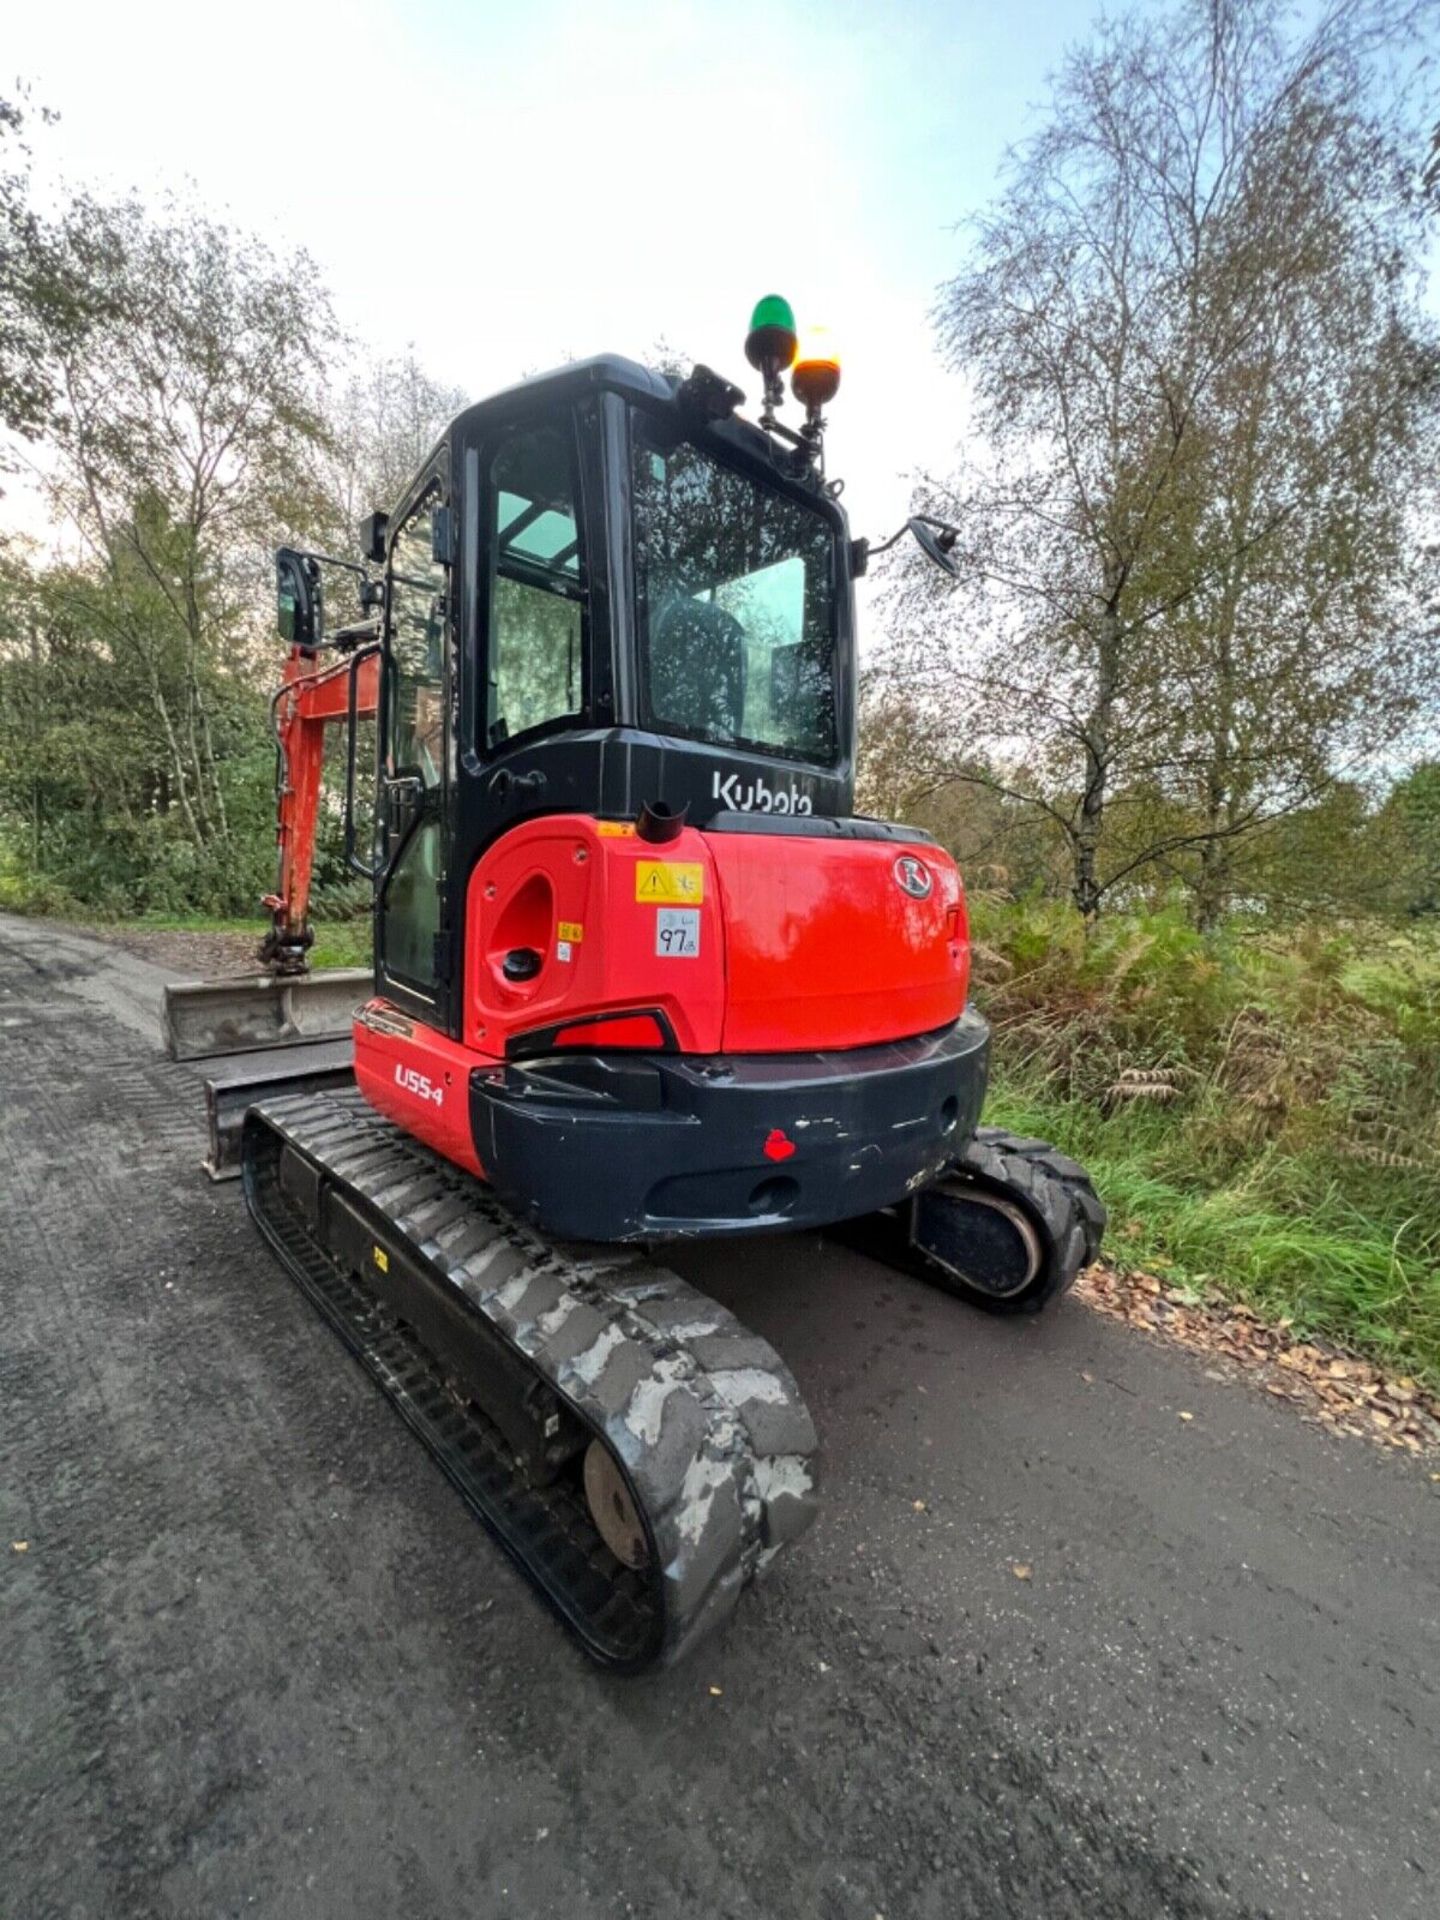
791, 325, 841, 412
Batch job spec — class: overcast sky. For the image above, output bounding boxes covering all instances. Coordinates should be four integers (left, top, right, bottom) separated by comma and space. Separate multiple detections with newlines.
8, 0, 1121, 553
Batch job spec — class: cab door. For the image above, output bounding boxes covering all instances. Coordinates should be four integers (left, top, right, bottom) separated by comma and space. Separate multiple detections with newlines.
376, 462, 453, 1022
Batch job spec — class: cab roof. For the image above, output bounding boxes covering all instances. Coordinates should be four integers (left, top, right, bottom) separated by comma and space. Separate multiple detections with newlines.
448, 353, 835, 509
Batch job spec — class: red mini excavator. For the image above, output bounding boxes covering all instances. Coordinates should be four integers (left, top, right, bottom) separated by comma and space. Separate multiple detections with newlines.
173, 302, 1104, 1670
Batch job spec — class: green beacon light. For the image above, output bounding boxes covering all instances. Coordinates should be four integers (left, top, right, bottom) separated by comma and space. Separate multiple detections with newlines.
745, 295, 798, 428
745, 294, 798, 379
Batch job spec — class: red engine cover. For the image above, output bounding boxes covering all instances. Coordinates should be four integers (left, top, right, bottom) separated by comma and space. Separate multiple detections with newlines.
354, 818, 970, 1179
709, 833, 968, 1052
455, 815, 966, 1059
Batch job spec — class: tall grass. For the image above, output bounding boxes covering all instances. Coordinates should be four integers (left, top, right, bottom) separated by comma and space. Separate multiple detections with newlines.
973, 901, 1440, 1385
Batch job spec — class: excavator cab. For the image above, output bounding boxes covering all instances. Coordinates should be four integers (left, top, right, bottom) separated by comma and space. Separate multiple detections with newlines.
168, 320, 1104, 1671
305, 354, 995, 1243
365, 356, 859, 1037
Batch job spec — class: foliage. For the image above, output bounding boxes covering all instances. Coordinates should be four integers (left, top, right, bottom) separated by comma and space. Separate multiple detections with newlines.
0, 88, 79, 447
881, 0, 1440, 924
973, 896, 1440, 1382
1378, 762, 1440, 917
320, 348, 468, 549
0, 191, 444, 916
0, 191, 343, 912
858, 680, 1440, 928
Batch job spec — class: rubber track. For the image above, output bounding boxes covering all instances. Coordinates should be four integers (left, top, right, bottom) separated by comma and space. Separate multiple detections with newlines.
242, 1087, 818, 1670
933, 1127, 1109, 1314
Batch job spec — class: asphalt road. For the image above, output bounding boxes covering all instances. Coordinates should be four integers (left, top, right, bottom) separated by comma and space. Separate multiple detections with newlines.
3, 912, 1437, 1920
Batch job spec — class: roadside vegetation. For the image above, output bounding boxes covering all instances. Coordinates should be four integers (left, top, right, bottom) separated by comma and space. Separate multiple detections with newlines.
970, 903, 1440, 1389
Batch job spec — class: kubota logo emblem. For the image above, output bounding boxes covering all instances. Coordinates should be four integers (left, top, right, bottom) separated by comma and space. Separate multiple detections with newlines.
893, 855, 933, 900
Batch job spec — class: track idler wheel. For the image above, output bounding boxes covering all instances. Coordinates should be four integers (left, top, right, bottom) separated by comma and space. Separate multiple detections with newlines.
583, 1440, 650, 1570
909, 1128, 1107, 1315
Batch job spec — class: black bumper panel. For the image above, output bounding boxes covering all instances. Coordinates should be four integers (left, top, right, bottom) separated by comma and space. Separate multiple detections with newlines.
470, 1009, 991, 1242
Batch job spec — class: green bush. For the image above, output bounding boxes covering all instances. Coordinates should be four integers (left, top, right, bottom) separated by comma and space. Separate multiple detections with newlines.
973, 898, 1440, 1384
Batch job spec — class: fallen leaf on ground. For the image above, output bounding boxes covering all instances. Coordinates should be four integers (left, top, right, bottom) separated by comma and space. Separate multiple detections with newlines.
1179, 1411, 1194, 1422
11, 1542, 28, 1553
1011, 1563, 1033, 1581
708, 1685, 723, 1697
912, 1499, 927, 1512
1075, 1266, 1440, 1461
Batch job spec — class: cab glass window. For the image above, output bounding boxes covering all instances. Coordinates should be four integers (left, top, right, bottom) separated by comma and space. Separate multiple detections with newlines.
487, 425, 585, 746
631, 417, 838, 764
387, 489, 447, 788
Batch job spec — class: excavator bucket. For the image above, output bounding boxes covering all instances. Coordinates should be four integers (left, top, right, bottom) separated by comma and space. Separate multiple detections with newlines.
164, 970, 370, 1181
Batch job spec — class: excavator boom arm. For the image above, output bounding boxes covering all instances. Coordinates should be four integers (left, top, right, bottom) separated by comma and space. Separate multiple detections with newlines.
260, 643, 380, 974
161, 636, 378, 1085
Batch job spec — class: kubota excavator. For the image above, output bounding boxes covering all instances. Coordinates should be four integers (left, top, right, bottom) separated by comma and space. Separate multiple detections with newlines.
168, 301, 1104, 1670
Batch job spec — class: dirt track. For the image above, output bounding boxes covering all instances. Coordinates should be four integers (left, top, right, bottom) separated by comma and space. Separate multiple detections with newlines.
3, 912, 1438, 1920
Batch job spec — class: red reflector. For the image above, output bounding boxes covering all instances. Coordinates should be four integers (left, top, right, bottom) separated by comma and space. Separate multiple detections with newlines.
552, 1014, 666, 1050
763, 1128, 797, 1163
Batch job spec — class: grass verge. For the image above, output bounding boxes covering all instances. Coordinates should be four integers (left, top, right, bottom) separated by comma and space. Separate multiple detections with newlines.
975, 901, 1440, 1391
117, 911, 372, 971
987, 1080, 1440, 1387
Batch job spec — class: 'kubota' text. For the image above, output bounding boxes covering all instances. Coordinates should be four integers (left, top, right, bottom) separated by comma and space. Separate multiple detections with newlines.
712, 771, 813, 815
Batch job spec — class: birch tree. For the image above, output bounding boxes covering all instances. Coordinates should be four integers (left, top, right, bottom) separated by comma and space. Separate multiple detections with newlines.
884, 0, 1439, 919
322, 349, 468, 545
0, 90, 71, 446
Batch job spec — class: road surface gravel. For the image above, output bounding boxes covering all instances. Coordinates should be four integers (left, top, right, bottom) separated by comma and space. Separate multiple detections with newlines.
2, 912, 1437, 1920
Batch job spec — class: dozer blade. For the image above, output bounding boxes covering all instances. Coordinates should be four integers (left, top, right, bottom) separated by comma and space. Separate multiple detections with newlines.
202, 1038, 355, 1181
164, 968, 373, 1062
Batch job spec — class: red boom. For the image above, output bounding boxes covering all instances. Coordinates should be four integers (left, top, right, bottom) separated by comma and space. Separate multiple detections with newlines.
260, 643, 379, 972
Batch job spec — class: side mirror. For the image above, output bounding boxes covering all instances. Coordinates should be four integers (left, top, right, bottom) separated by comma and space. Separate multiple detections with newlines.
858, 515, 963, 580
360, 510, 389, 564
276, 547, 323, 648
908, 518, 960, 579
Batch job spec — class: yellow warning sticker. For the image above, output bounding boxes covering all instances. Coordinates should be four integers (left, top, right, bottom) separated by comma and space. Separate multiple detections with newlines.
635, 861, 704, 905
558, 921, 584, 943
596, 821, 636, 837
373, 1246, 389, 1273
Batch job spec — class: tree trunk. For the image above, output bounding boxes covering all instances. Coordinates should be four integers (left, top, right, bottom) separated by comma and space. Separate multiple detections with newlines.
1193, 836, 1230, 933
1072, 604, 1121, 920
147, 677, 206, 849
1193, 567, 1241, 932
